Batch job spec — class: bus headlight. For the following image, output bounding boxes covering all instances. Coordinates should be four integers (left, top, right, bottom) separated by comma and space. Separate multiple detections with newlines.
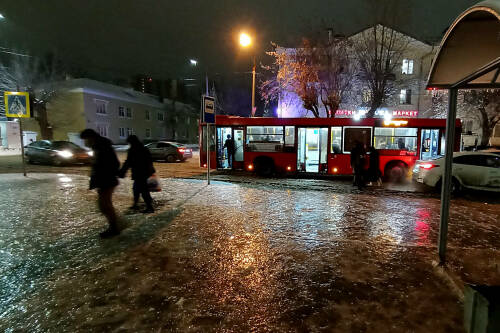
57, 150, 73, 158
87, 151, 94, 157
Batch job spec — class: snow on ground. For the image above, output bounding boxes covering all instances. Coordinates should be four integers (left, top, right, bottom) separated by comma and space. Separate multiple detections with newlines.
0, 173, 499, 331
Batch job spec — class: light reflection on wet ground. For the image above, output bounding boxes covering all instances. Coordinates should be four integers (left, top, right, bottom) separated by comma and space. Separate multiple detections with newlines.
0, 174, 499, 331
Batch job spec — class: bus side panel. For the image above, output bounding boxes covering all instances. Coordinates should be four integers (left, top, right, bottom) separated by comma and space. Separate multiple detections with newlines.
199, 150, 217, 169
244, 152, 296, 173
327, 154, 353, 175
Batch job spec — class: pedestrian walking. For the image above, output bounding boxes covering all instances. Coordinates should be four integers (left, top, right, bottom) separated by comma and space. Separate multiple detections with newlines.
119, 135, 155, 213
350, 141, 366, 189
223, 134, 235, 168
367, 146, 382, 186
80, 129, 121, 238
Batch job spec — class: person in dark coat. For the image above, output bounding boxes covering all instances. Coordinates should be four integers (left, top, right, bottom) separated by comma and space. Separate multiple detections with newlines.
367, 146, 382, 186
80, 129, 120, 238
223, 134, 235, 168
119, 135, 155, 213
350, 141, 366, 189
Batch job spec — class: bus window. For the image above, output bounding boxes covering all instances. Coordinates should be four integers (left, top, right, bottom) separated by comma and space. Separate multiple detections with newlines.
285, 126, 295, 146
331, 127, 342, 153
374, 127, 417, 151
344, 127, 372, 153
247, 126, 284, 152
284, 126, 295, 152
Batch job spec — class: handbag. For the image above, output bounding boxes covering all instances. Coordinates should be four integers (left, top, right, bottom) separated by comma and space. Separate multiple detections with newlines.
147, 174, 162, 192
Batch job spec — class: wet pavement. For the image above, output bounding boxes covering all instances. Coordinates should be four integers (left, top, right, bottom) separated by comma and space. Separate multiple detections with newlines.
1, 173, 499, 332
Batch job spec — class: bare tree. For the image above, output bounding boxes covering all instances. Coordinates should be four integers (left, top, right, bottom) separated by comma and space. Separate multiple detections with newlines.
426, 89, 500, 146
0, 53, 65, 139
352, 24, 414, 118
261, 33, 354, 118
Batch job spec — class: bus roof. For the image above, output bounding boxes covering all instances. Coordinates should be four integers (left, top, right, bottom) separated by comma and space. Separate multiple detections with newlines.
206, 115, 461, 128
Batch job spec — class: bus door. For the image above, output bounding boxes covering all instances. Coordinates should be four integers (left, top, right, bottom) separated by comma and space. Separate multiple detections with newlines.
297, 127, 328, 172
217, 127, 232, 169
420, 129, 440, 160
232, 127, 245, 170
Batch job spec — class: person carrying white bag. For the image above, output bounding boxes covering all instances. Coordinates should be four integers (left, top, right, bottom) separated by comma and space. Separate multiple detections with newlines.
119, 135, 156, 213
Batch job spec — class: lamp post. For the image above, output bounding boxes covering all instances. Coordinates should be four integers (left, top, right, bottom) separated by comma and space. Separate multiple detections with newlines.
239, 32, 256, 117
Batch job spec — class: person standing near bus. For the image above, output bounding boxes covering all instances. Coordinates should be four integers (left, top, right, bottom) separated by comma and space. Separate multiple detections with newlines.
223, 134, 235, 168
350, 141, 366, 189
367, 146, 382, 186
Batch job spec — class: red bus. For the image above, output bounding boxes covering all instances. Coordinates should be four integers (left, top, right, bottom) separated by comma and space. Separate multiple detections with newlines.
200, 116, 461, 180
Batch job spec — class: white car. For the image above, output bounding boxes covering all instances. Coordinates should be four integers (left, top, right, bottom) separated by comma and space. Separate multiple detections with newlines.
412, 151, 500, 193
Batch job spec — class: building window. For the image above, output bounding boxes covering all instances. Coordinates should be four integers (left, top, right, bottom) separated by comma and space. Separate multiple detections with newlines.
402, 59, 414, 74
96, 124, 108, 137
400, 89, 412, 104
362, 90, 371, 103
145, 110, 150, 120
127, 128, 133, 136
118, 106, 125, 117
119, 127, 126, 138
95, 100, 107, 115
126, 107, 132, 118
158, 112, 164, 121
145, 128, 151, 138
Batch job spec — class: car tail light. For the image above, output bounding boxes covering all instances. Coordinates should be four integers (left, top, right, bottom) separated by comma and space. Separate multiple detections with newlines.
420, 163, 438, 170
178, 148, 186, 153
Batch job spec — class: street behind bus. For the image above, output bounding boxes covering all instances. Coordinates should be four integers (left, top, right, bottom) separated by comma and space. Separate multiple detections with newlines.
1, 164, 499, 331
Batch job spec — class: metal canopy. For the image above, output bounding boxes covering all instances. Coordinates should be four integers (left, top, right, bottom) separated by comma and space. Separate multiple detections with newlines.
427, 0, 500, 264
427, 0, 500, 89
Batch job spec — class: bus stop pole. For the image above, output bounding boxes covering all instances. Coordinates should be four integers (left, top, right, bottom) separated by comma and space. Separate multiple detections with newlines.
207, 124, 210, 185
438, 88, 458, 265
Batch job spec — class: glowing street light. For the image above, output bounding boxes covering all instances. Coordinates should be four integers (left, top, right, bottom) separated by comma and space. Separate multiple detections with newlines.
239, 32, 252, 48
0, 13, 5, 20
238, 32, 256, 116
189, 59, 198, 66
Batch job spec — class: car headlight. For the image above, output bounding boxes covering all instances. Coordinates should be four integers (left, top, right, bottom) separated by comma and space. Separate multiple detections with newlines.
57, 150, 73, 158
87, 151, 94, 157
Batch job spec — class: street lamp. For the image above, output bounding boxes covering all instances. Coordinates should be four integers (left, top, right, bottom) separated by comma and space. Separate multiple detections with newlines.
189, 59, 198, 66
0, 13, 5, 20
239, 32, 256, 117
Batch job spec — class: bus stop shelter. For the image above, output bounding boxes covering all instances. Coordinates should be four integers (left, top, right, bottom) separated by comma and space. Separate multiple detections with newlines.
427, 0, 500, 263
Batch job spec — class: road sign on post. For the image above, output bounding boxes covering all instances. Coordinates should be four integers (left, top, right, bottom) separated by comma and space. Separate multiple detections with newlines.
4, 91, 30, 177
202, 95, 215, 185
202, 95, 215, 124
5, 91, 30, 118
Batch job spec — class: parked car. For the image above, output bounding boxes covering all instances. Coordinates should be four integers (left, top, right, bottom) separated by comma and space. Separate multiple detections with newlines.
145, 141, 193, 162
412, 151, 500, 193
25, 140, 93, 166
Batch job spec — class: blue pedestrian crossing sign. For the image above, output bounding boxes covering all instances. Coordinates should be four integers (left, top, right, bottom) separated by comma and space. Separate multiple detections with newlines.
4, 91, 30, 118
202, 95, 215, 124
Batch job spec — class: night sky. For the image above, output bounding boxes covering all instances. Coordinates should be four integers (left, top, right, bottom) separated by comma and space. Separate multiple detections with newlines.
0, 0, 479, 81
